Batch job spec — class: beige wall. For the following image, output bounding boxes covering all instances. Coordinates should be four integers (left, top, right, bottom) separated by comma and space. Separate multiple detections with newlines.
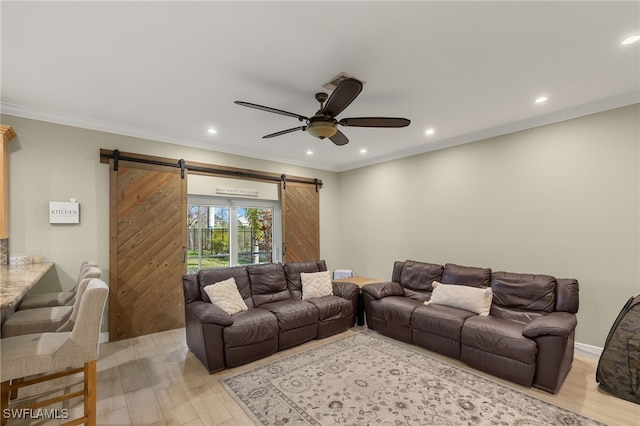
338, 104, 639, 347
4, 103, 639, 347
3, 114, 341, 291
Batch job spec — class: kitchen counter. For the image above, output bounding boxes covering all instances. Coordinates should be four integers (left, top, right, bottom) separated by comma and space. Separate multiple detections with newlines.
0, 261, 55, 310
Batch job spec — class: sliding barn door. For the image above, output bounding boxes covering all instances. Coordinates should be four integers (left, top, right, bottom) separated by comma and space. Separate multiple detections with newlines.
109, 160, 187, 340
281, 181, 320, 262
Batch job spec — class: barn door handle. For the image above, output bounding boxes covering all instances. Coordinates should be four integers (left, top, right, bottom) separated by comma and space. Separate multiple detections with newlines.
183, 247, 186, 263
282, 243, 286, 256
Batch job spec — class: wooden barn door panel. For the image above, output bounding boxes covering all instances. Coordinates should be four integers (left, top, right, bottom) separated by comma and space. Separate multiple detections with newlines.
109, 161, 186, 340
281, 182, 319, 262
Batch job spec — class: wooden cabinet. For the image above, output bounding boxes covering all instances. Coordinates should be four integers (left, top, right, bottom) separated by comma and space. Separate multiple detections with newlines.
0, 125, 16, 239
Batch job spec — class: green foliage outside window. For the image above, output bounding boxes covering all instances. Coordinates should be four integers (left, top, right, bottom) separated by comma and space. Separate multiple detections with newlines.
187, 204, 273, 272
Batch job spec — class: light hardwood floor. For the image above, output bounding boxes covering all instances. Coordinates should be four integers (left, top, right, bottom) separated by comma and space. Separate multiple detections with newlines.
6, 326, 640, 425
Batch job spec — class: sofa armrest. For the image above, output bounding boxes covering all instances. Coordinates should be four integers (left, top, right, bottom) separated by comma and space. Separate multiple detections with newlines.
332, 281, 359, 300
185, 301, 233, 326
361, 281, 404, 300
522, 312, 577, 338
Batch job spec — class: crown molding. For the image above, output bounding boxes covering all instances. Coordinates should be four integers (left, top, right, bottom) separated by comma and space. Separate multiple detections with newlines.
336, 91, 640, 172
3, 91, 638, 174
0, 102, 337, 172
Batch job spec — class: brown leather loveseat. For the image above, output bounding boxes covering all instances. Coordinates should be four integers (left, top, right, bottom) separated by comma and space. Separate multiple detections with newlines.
182, 260, 358, 373
362, 260, 579, 393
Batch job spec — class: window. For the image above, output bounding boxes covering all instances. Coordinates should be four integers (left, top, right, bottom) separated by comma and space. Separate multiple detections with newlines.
187, 196, 281, 273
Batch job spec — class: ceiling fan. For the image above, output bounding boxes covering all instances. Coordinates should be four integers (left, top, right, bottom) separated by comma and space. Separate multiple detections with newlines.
234, 78, 410, 146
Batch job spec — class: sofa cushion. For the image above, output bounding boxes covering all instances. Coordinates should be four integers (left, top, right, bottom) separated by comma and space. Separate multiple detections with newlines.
259, 299, 318, 331
425, 281, 492, 316
301, 271, 333, 300
222, 308, 279, 348
491, 271, 556, 314
203, 278, 249, 315
462, 316, 537, 365
441, 263, 491, 288
247, 263, 291, 307
198, 266, 254, 308
400, 260, 444, 292
488, 305, 545, 324
412, 304, 476, 338
369, 296, 422, 326
283, 260, 327, 299
305, 295, 352, 321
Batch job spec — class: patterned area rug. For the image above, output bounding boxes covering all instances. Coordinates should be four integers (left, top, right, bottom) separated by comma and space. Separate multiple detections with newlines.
222, 331, 602, 425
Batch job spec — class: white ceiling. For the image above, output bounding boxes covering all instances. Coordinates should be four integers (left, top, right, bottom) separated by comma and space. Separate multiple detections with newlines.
2, 1, 639, 172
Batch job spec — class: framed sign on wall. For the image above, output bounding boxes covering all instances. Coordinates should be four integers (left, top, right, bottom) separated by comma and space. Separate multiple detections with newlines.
49, 200, 79, 224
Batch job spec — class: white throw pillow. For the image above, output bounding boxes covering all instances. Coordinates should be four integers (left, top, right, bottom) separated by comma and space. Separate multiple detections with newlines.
301, 271, 334, 300
203, 277, 248, 315
424, 281, 492, 316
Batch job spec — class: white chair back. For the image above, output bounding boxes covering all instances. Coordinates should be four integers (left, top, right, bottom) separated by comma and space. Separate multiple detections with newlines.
68, 266, 102, 297
0, 279, 109, 425
58, 279, 109, 364
56, 277, 92, 332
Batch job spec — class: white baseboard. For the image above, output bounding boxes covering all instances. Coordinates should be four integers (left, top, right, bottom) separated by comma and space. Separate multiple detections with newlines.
575, 341, 602, 359
99, 332, 109, 344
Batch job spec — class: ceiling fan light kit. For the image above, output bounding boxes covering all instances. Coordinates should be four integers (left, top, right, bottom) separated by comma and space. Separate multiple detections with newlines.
235, 77, 410, 146
307, 118, 337, 139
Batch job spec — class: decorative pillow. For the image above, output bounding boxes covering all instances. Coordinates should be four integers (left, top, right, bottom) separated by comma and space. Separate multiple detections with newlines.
424, 281, 493, 316
301, 271, 333, 300
203, 277, 248, 315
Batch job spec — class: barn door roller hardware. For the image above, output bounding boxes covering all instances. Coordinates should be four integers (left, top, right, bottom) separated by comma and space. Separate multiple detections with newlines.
100, 149, 322, 187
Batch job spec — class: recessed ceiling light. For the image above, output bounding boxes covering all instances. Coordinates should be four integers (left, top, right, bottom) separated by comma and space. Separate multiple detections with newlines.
622, 35, 640, 45
207, 128, 217, 134
425, 128, 435, 136
306, 150, 313, 155
360, 148, 367, 154
535, 96, 548, 104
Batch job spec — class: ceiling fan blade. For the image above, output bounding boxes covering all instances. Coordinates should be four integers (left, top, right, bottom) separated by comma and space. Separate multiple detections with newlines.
329, 129, 349, 146
322, 78, 363, 117
262, 126, 307, 139
235, 101, 308, 121
339, 117, 411, 128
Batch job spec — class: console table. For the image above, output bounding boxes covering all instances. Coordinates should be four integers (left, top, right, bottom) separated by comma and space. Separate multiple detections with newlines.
0, 262, 55, 323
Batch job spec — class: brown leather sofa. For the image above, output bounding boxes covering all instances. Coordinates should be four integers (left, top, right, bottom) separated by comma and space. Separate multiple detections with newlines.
362, 260, 579, 393
182, 260, 359, 373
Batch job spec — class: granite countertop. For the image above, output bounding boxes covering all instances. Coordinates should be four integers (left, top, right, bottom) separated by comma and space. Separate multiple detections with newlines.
0, 262, 55, 310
